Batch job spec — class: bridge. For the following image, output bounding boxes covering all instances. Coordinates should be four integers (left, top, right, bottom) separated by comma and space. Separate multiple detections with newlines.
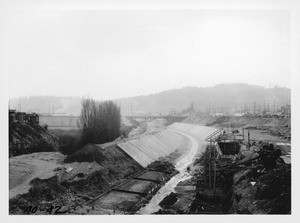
123, 115, 188, 122
38, 114, 188, 130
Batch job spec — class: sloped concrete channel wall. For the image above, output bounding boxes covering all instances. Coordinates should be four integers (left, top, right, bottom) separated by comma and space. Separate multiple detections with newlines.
118, 122, 217, 168
168, 122, 217, 141
117, 129, 187, 167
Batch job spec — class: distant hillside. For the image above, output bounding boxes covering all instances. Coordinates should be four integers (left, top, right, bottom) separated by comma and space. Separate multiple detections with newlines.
9, 84, 290, 115
120, 84, 290, 114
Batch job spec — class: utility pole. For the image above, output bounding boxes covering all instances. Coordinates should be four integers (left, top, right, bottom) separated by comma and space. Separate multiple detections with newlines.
248, 129, 250, 150
213, 142, 216, 192
242, 128, 245, 140
48, 101, 51, 115
253, 102, 256, 114
131, 102, 132, 117
273, 100, 276, 114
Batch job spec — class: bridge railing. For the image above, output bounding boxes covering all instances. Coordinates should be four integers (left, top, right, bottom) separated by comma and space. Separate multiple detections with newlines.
205, 128, 224, 142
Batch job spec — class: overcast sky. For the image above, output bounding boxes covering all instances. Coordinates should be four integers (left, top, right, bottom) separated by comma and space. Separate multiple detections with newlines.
8, 10, 290, 100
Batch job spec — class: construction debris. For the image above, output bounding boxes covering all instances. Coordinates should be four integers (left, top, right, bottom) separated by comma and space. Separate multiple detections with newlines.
65, 167, 73, 173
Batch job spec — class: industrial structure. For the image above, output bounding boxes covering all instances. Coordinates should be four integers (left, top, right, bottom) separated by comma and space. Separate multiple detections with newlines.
9, 110, 39, 125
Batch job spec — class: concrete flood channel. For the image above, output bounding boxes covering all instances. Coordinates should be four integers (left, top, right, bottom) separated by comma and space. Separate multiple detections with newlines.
137, 130, 199, 214
75, 125, 215, 215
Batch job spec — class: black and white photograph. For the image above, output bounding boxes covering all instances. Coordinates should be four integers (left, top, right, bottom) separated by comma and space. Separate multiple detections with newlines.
1, 0, 300, 221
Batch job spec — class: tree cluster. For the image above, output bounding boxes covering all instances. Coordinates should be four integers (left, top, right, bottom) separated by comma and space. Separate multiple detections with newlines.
80, 99, 121, 144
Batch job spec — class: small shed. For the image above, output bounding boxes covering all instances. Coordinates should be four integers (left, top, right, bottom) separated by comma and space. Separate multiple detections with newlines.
9, 110, 16, 123
16, 112, 26, 123
26, 113, 39, 125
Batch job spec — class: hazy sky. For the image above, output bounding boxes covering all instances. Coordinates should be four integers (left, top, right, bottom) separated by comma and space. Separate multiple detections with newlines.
8, 10, 290, 100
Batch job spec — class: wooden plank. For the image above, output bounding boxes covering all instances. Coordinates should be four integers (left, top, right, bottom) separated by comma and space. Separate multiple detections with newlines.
112, 189, 147, 196
133, 177, 161, 184
146, 168, 172, 174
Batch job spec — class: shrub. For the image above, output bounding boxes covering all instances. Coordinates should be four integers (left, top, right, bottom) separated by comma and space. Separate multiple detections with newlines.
59, 134, 82, 155
64, 144, 106, 164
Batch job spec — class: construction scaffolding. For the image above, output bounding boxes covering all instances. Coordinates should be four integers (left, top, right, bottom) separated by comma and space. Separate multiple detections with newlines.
203, 144, 218, 191
203, 129, 223, 191
203, 128, 241, 192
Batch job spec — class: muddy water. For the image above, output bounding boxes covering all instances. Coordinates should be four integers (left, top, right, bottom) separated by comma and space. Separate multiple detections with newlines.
137, 130, 201, 214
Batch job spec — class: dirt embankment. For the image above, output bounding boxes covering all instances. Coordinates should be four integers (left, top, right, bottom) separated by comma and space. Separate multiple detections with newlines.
128, 118, 168, 137
61, 144, 144, 197
9, 123, 59, 157
184, 114, 291, 140
155, 141, 291, 215
228, 163, 291, 214
9, 144, 144, 215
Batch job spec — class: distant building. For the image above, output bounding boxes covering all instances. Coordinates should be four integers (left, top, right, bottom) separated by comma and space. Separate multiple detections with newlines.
16, 112, 26, 123
9, 109, 16, 123
9, 110, 39, 125
233, 113, 244, 117
25, 113, 39, 125
281, 104, 291, 118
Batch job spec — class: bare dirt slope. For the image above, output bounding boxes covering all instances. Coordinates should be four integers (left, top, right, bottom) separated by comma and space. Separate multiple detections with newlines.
128, 118, 167, 137
146, 118, 168, 132
9, 152, 65, 199
61, 144, 144, 189
185, 114, 290, 140
185, 114, 290, 128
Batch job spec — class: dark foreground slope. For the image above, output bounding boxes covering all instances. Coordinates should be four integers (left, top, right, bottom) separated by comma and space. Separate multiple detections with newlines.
9, 123, 59, 157
228, 163, 291, 214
